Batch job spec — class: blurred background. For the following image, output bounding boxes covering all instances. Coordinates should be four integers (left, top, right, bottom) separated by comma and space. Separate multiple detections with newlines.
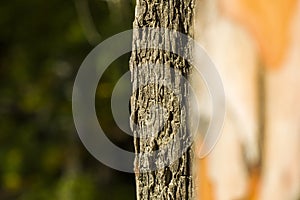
0, 0, 136, 199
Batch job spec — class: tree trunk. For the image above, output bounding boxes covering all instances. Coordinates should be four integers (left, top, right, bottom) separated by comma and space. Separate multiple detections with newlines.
129, 0, 195, 199
194, 0, 300, 199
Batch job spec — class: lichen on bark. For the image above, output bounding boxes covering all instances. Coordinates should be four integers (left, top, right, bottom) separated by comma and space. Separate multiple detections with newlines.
129, 0, 195, 199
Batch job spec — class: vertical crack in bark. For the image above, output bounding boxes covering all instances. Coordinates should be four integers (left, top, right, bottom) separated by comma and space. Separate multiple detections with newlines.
130, 0, 195, 199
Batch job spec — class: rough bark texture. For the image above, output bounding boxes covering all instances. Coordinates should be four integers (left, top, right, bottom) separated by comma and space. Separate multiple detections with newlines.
129, 0, 195, 199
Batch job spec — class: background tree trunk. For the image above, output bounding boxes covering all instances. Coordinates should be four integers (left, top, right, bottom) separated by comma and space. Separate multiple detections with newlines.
194, 0, 300, 199
129, 0, 195, 199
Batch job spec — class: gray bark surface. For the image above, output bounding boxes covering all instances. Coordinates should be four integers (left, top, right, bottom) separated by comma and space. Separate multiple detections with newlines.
129, 0, 195, 199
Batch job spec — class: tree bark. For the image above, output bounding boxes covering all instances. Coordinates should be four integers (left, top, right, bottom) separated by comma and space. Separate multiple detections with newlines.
129, 0, 195, 199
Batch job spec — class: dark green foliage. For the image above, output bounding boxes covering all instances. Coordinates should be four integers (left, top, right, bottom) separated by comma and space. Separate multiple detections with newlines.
0, 0, 135, 199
